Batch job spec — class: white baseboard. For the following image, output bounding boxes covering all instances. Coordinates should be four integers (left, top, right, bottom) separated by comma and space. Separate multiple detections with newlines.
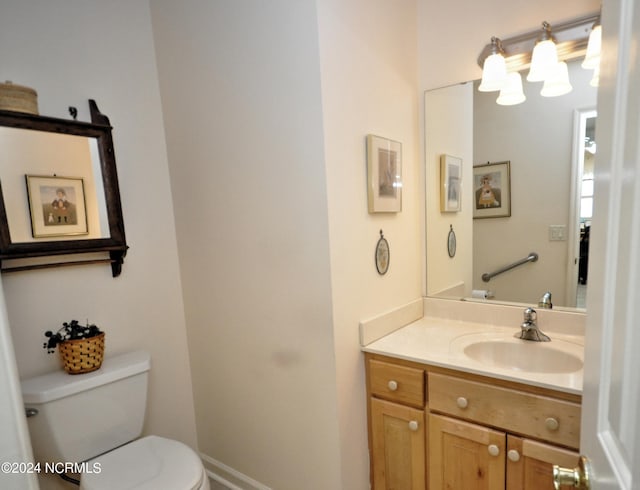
201, 453, 272, 490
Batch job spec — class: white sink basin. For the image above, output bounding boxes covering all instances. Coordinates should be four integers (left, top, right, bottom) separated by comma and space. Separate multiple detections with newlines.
450, 333, 584, 374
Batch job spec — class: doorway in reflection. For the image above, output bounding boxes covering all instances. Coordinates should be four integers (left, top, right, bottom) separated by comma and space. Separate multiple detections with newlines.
576, 114, 596, 308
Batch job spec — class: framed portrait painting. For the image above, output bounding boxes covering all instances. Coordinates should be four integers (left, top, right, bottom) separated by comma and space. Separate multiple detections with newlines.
366, 134, 402, 213
26, 175, 89, 238
473, 161, 511, 219
440, 154, 462, 212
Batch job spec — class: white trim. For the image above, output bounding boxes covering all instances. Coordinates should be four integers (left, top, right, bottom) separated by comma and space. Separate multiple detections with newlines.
201, 453, 272, 490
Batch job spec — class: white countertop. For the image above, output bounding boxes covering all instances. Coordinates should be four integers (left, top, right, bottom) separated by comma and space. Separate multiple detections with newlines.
362, 316, 584, 395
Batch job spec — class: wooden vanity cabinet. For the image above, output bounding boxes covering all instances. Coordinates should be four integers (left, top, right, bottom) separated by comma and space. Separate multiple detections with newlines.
429, 414, 580, 489
429, 413, 505, 489
371, 398, 426, 490
365, 353, 582, 490
367, 358, 426, 489
506, 435, 581, 490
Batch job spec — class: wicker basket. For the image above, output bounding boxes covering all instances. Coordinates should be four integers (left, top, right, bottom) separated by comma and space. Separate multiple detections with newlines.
0, 81, 39, 115
58, 332, 105, 374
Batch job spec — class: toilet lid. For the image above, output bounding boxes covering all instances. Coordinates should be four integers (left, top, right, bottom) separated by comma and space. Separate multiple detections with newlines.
80, 435, 205, 490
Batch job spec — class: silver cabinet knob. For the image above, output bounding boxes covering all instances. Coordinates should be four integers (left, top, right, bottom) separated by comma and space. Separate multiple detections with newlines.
488, 444, 500, 457
387, 380, 398, 391
508, 449, 521, 462
408, 420, 419, 432
456, 396, 468, 409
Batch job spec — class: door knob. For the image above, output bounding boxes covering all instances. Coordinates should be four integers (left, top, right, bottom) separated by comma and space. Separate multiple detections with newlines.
553, 456, 591, 489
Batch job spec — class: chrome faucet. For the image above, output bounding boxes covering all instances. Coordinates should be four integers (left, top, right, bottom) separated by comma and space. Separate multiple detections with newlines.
519, 307, 550, 342
538, 291, 553, 309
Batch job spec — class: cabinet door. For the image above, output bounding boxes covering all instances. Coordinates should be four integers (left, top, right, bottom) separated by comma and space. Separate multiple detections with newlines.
429, 413, 505, 490
370, 398, 425, 490
506, 436, 580, 490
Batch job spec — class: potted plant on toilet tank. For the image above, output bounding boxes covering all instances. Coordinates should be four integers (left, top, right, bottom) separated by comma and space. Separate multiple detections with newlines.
43, 319, 105, 374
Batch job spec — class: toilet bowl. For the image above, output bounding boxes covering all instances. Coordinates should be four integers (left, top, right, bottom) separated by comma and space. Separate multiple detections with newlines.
21, 351, 210, 490
80, 435, 210, 490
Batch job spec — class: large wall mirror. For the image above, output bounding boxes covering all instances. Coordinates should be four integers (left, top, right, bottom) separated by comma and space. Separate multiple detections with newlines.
425, 58, 597, 310
0, 100, 127, 276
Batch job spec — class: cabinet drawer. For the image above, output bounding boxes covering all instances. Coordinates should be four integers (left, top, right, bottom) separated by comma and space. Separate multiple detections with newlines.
428, 373, 580, 448
369, 359, 424, 408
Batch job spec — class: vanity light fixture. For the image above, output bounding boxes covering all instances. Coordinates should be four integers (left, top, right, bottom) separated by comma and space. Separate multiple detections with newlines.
478, 37, 507, 92
527, 22, 558, 82
541, 61, 573, 97
477, 12, 601, 104
582, 19, 602, 70
497, 72, 526, 105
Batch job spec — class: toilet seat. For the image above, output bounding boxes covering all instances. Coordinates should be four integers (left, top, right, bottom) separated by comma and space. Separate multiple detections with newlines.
80, 435, 208, 490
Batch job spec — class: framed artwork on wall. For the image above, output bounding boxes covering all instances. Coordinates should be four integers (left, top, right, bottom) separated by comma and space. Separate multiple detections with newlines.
473, 161, 511, 219
440, 154, 462, 212
366, 134, 402, 213
26, 175, 89, 238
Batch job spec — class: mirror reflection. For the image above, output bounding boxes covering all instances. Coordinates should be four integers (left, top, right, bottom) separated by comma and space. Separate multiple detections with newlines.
425, 58, 597, 309
0, 128, 109, 242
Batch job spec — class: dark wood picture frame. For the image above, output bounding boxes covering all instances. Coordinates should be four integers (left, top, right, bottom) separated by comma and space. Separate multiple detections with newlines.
0, 100, 128, 276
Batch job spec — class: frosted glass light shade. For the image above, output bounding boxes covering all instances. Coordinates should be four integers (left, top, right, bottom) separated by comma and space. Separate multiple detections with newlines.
541, 61, 573, 97
540, 61, 573, 97
527, 39, 558, 82
582, 24, 602, 69
478, 53, 507, 92
496, 72, 526, 106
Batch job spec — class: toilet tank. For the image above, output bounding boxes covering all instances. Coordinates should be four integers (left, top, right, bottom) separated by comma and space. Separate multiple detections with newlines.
21, 350, 150, 464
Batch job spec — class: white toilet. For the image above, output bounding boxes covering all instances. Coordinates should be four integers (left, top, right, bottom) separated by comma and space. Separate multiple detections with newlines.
21, 350, 210, 490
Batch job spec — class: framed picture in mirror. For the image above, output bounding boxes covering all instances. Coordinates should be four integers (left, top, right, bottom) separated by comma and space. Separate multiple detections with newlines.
440, 154, 462, 212
473, 161, 511, 219
26, 175, 88, 238
366, 134, 402, 213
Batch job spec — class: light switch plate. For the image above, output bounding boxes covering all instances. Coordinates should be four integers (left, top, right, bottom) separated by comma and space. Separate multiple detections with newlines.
549, 225, 566, 241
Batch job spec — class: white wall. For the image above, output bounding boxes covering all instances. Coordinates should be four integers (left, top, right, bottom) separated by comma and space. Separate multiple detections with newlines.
0, 3, 198, 488
424, 83, 474, 298
150, 1, 421, 489
150, 1, 342, 489
317, 1, 421, 488
473, 61, 597, 305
